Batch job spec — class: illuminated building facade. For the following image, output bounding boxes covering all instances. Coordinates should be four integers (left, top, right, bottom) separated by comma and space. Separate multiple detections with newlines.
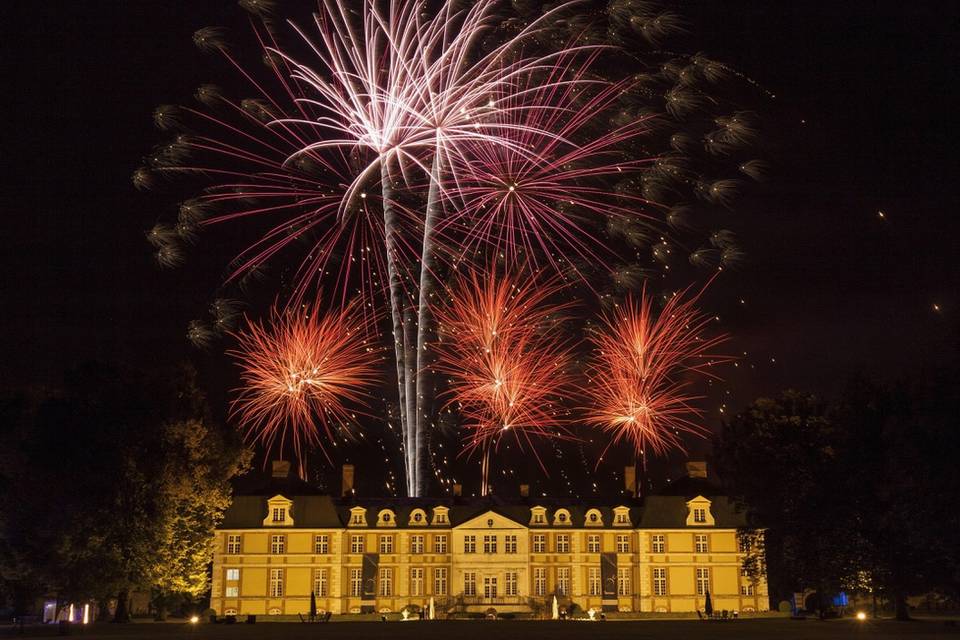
211, 462, 768, 617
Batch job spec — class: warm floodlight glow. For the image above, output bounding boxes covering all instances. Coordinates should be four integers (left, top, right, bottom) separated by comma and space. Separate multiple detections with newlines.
190, 615, 200, 624
856, 611, 866, 621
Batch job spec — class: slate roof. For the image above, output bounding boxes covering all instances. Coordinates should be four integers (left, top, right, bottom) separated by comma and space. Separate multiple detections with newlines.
219, 469, 746, 530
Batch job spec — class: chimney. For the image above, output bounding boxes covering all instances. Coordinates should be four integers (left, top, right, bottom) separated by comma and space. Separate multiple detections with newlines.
686, 461, 708, 479
341, 464, 355, 496
519, 484, 530, 498
624, 465, 637, 496
271, 460, 291, 478
453, 483, 462, 497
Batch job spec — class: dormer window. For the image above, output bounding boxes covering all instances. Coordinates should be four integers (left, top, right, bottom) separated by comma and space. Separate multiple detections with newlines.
431, 507, 449, 526
685, 496, 715, 526
349, 506, 368, 527
553, 509, 572, 526
530, 506, 547, 526
409, 509, 427, 526
613, 506, 630, 526
585, 509, 603, 526
377, 509, 397, 527
262, 495, 294, 527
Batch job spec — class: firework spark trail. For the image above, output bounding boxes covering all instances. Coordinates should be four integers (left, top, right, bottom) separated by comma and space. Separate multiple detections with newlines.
434, 269, 576, 494
143, 0, 686, 495
265, 0, 636, 496
228, 300, 380, 477
443, 54, 660, 272
585, 282, 731, 461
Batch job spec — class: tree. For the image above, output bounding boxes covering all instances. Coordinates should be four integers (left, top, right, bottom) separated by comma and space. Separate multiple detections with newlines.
148, 418, 249, 619
714, 391, 862, 615
833, 374, 960, 620
717, 376, 960, 620
0, 362, 249, 620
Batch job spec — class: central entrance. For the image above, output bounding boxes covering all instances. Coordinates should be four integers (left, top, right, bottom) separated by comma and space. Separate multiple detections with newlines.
483, 576, 498, 599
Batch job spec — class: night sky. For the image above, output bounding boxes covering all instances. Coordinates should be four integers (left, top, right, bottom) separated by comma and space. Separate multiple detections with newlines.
3, 1, 958, 491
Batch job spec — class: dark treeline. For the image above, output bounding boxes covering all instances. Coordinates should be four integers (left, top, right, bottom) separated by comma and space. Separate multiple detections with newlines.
714, 367, 960, 619
0, 363, 249, 620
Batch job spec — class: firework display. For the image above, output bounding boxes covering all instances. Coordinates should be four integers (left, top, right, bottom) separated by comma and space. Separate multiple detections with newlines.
585, 283, 731, 458
140, 0, 761, 494
434, 269, 576, 494
229, 301, 379, 475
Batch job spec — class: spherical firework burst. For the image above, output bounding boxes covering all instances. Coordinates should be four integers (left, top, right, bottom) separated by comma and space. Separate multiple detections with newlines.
229, 301, 380, 476
442, 54, 659, 271
585, 282, 730, 459
434, 268, 576, 493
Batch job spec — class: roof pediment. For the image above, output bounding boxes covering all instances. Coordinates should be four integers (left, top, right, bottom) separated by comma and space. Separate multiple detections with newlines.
456, 509, 527, 530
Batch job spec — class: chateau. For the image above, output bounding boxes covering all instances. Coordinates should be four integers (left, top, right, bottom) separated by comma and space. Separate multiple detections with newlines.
211, 462, 768, 617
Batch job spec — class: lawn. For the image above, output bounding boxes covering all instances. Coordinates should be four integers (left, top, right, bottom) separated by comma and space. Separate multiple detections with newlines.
4, 618, 959, 640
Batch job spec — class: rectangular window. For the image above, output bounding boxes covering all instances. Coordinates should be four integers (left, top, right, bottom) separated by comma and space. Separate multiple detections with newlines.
696, 567, 710, 596
226, 568, 240, 581
534, 567, 546, 596
588, 567, 601, 596
379, 535, 394, 554
504, 534, 518, 554
379, 568, 393, 596
533, 512, 545, 524
693, 508, 706, 523
434, 568, 448, 595
314, 569, 328, 597
350, 535, 364, 554
270, 534, 285, 554
616, 512, 629, 524
272, 507, 286, 523
532, 534, 546, 553
695, 534, 709, 554
740, 584, 755, 596
483, 576, 497, 599
556, 534, 570, 553
225, 586, 238, 597
505, 571, 518, 596
410, 534, 424, 554
616, 534, 631, 553
483, 534, 497, 554
269, 568, 284, 597
464, 535, 476, 554
653, 568, 667, 596
464, 572, 476, 597
651, 534, 665, 554
617, 568, 631, 596
410, 568, 424, 596
434, 534, 447, 553
587, 535, 601, 553
350, 568, 363, 597
556, 567, 570, 595
314, 534, 329, 554
226, 534, 241, 554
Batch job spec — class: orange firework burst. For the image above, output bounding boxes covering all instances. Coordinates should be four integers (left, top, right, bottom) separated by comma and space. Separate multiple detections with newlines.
434, 269, 576, 491
229, 301, 379, 473
586, 283, 730, 458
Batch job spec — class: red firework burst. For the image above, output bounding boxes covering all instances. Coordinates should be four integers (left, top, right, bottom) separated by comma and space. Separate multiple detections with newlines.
585, 283, 730, 457
228, 301, 380, 473
434, 269, 576, 488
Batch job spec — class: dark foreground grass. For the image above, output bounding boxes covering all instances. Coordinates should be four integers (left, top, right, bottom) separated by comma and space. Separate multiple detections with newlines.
4, 617, 960, 640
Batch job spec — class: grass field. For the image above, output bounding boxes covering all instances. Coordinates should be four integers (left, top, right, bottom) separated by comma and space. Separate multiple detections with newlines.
4, 618, 959, 640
